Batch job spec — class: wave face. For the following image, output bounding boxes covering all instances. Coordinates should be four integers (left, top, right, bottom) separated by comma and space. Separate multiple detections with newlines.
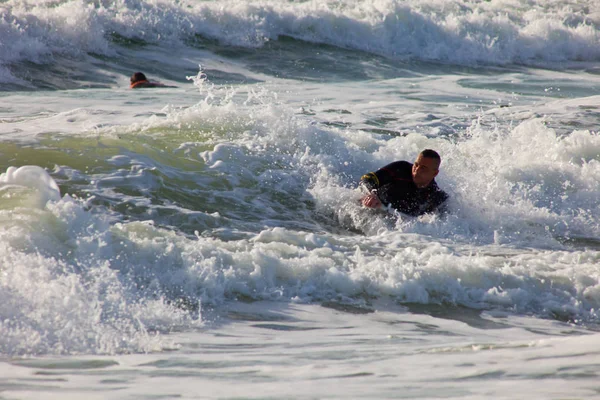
1, 84, 600, 355
1, 0, 600, 85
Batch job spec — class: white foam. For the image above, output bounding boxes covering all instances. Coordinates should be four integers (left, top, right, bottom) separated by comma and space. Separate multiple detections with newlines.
0, 193, 200, 356
0, 166, 61, 208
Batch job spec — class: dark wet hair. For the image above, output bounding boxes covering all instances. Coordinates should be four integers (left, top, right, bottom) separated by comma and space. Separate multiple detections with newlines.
420, 149, 441, 161
420, 149, 441, 168
130, 72, 147, 83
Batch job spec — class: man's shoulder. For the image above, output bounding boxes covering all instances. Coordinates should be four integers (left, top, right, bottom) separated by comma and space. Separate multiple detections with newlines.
377, 160, 413, 182
384, 160, 411, 168
380, 160, 412, 173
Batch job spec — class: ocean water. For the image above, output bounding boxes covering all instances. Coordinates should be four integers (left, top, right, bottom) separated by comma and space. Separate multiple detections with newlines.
1, 0, 600, 398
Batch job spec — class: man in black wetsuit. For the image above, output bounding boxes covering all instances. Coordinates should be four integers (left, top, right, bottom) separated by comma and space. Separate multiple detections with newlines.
360, 149, 448, 216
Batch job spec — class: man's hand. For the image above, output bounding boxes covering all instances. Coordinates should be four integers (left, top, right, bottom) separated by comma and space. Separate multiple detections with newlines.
361, 193, 382, 208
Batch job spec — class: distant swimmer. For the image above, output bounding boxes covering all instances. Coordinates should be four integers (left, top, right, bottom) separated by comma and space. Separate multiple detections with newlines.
359, 149, 448, 216
129, 72, 174, 89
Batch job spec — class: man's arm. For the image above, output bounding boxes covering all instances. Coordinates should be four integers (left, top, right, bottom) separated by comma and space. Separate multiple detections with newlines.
360, 161, 407, 192
359, 164, 401, 208
359, 171, 380, 192
423, 190, 449, 215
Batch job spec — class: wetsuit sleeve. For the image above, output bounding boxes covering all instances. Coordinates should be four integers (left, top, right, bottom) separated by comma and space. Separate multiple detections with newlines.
359, 162, 400, 192
359, 172, 380, 192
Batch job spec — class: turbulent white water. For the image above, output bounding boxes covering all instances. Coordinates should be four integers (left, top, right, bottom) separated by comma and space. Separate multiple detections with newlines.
1, 0, 600, 398
2, 0, 600, 87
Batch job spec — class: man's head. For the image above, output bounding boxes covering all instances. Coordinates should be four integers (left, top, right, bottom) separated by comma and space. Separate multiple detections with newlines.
130, 72, 147, 84
412, 149, 441, 188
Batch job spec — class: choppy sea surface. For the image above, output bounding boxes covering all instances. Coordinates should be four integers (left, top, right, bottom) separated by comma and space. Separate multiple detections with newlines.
1, 0, 600, 398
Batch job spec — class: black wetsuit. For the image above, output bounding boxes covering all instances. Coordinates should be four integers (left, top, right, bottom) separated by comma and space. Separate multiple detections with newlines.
360, 161, 448, 216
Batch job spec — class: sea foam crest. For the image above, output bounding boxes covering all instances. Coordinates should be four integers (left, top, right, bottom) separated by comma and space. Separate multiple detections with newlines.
0, 166, 61, 208
1, 0, 598, 82
0, 180, 199, 356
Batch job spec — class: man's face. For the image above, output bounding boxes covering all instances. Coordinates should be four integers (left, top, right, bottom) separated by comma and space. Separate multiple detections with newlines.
412, 154, 439, 188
